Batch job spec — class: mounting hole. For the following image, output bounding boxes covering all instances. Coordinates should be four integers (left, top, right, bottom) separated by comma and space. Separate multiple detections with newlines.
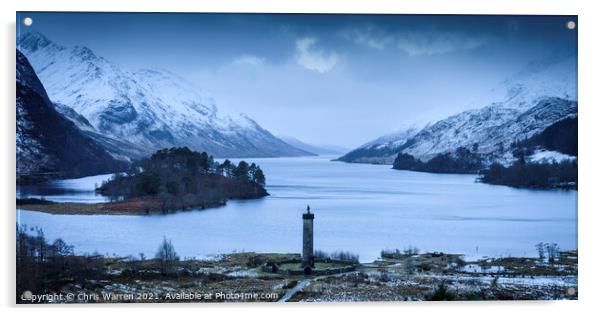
566, 20, 576, 30
22, 17, 33, 26
567, 287, 576, 296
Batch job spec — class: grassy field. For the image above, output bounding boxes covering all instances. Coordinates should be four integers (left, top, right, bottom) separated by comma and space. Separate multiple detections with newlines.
17, 250, 578, 303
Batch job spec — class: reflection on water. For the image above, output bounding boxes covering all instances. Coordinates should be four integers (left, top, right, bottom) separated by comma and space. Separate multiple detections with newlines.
17, 173, 114, 203
16, 156, 577, 262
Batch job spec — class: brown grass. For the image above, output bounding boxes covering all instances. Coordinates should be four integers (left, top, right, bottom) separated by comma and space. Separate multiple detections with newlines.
16, 196, 223, 215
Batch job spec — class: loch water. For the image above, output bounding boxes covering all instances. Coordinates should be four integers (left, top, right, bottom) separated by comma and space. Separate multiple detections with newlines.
17, 156, 577, 262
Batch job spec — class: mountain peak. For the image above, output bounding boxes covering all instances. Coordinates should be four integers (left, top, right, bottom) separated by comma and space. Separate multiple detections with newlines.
472, 54, 577, 111
339, 55, 577, 164
18, 31, 62, 53
18, 31, 309, 158
71, 45, 98, 61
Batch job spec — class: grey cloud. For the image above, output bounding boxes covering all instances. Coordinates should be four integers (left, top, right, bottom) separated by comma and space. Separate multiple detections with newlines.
340, 25, 489, 56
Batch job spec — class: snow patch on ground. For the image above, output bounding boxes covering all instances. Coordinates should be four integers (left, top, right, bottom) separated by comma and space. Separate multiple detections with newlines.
529, 150, 576, 164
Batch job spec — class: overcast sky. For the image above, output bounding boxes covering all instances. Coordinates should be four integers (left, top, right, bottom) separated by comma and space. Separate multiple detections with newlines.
18, 13, 577, 148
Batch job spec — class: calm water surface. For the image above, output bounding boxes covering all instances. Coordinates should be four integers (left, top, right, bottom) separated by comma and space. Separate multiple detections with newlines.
16, 156, 577, 262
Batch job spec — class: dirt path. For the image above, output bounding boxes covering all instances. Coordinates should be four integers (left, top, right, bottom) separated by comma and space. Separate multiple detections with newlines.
278, 279, 312, 302
278, 271, 358, 302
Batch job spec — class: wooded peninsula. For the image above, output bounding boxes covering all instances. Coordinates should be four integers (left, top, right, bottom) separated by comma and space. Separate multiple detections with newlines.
17, 147, 269, 215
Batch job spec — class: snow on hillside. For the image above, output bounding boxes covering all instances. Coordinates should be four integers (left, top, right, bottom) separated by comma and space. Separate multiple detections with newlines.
499, 55, 576, 108
340, 54, 577, 164
529, 150, 576, 164
16, 50, 51, 174
336, 124, 423, 164
403, 97, 577, 160
360, 124, 424, 149
16, 97, 49, 175
16, 49, 126, 178
17, 31, 309, 158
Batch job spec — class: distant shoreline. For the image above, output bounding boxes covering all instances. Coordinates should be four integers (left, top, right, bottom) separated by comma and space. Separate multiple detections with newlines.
16, 197, 227, 216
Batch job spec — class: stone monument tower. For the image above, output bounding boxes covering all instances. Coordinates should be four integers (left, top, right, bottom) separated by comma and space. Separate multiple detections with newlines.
302, 205, 314, 274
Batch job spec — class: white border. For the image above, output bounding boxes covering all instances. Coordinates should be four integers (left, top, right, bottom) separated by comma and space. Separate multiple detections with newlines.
2, 1, 601, 315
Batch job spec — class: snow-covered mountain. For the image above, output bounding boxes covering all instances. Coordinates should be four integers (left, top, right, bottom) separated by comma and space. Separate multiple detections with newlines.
336, 125, 423, 164
339, 55, 577, 164
17, 49, 126, 181
17, 31, 310, 159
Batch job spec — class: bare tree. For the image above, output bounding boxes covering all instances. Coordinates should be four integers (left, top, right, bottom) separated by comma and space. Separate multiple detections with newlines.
405, 257, 416, 276
546, 243, 560, 263
404, 245, 420, 256
155, 236, 179, 275
535, 242, 546, 261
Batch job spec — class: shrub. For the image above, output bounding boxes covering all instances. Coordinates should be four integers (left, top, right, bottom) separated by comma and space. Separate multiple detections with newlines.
427, 283, 456, 301
313, 249, 359, 263
381, 245, 419, 259
155, 236, 179, 275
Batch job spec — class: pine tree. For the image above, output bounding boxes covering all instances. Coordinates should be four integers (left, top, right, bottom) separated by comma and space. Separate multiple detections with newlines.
234, 161, 250, 181
254, 168, 266, 187
220, 159, 234, 178
249, 163, 258, 182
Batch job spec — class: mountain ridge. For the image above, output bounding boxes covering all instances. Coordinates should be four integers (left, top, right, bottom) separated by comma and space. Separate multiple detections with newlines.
16, 49, 127, 182
338, 54, 577, 166
18, 31, 311, 159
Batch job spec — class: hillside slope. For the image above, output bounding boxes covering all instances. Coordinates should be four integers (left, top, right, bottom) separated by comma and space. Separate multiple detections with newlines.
16, 49, 127, 182
18, 31, 310, 158
339, 55, 577, 165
